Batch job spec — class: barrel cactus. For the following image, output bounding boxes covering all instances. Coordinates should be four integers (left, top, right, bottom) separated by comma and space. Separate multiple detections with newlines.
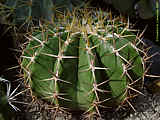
21, 10, 145, 117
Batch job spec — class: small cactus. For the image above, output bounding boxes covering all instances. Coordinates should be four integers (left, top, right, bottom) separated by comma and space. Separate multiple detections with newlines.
0, 77, 21, 120
21, 10, 145, 117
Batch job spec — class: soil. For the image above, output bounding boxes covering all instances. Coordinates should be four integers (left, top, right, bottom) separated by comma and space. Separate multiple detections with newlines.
11, 86, 160, 120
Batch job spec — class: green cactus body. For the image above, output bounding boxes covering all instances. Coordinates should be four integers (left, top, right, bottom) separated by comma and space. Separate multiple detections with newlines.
21, 11, 144, 114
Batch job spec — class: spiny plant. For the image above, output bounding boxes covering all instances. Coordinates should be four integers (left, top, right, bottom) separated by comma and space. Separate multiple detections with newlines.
21, 9, 146, 118
0, 77, 28, 120
0, 0, 86, 51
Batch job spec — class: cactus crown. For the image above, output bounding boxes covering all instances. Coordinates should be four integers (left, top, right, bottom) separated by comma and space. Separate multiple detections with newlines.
21, 9, 145, 117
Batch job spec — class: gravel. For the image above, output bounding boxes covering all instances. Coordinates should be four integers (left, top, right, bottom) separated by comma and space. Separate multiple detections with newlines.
121, 88, 160, 120
16, 87, 160, 120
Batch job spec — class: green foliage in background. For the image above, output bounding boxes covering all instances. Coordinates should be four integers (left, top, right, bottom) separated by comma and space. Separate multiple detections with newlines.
0, 0, 85, 26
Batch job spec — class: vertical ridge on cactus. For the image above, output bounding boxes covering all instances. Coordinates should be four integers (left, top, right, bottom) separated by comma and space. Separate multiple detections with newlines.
21, 9, 145, 117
